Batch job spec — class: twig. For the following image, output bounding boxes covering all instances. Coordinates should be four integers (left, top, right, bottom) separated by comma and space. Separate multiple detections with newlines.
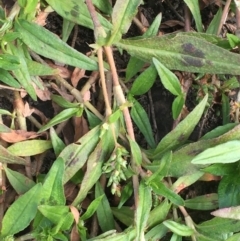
184, 3, 191, 32
217, 0, 232, 35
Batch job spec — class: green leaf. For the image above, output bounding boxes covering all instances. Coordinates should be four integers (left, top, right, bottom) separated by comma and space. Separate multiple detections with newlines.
51, 94, 80, 108
38, 108, 80, 132
202, 163, 238, 176
26, 60, 58, 76
7, 140, 52, 156
95, 182, 115, 232
153, 58, 182, 96
172, 95, 185, 120
72, 124, 116, 205
218, 174, 240, 208
196, 217, 240, 237
211, 206, 240, 220
0, 183, 42, 238
168, 124, 240, 177
184, 0, 203, 32
15, 19, 98, 71
192, 140, 240, 164
150, 181, 184, 206
0, 69, 21, 88
127, 135, 142, 166
7, 43, 37, 100
60, 125, 101, 183
81, 195, 104, 221
50, 127, 66, 157
0, 145, 26, 165
45, 0, 112, 32
4, 167, 35, 194
147, 199, 171, 228
222, 93, 230, 125
163, 220, 194, 236
116, 33, 240, 75
225, 233, 240, 241
130, 64, 157, 95
62, 19, 75, 42
129, 96, 156, 148
135, 181, 152, 240
0, 53, 20, 70
112, 206, 134, 227
42, 158, 65, 205
92, 0, 112, 14
109, 0, 142, 44
153, 94, 208, 159
145, 223, 169, 241
185, 193, 218, 210
206, 8, 222, 35
85, 108, 102, 129
118, 182, 133, 209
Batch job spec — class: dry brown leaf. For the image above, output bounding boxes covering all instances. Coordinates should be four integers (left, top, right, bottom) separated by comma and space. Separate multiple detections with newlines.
71, 68, 86, 87
47, 61, 71, 79
70, 224, 80, 241
51, 83, 74, 102
0, 129, 41, 143
23, 102, 35, 117
35, 11, 49, 26
73, 116, 89, 142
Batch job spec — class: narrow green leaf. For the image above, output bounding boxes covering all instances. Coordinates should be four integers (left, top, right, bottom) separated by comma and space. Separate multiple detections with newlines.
116, 34, 240, 75
202, 163, 238, 176
26, 60, 58, 76
150, 181, 184, 206
135, 181, 152, 240
225, 233, 240, 241
218, 175, 240, 208
0, 69, 21, 88
38, 108, 79, 132
192, 140, 240, 164
130, 64, 157, 95
7, 43, 36, 100
145, 223, 169, 241
4, 167, 35, 194
127, 135, 142, 166
61, 125, 101, 183
112, 206, 134, 227
15, 19, 98, 71
72, 124, 116, 205
85, 108, 102, 129
38, 205, 70, 224
50, 127, 66, 157
196, 217, 240, 236
200, 123, 237, 140
92, 0, 112, 14
7, 140, 52, 156
184, 0, 203, 32
172, 95, 185, 120
0, 53, 20, 70
206, 8, 222, 35
42, 158, 65, 205
45, 0, 112, 32
118, 182, 133, 209
153, 58, 182, 96
168, 124, 240, 177
0, 145, 26, 165
163, 220, 194, 236
81, 195, 104, 221
51, 94, 80, 108
147, 199, 171, 228
0, 183, 42, 238
62, 19, 75, 42
222, 93, 230, 125
109, 0, 142, 43
95, 182, 115, 232
185, 194, 218, 210
129, 96, 156, 148
153, 94, 208, 159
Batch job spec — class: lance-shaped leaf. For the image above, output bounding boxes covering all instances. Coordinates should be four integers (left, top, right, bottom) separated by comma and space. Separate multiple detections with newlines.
109, 0, 142, 44
72, 124, 116, 205
45, 0, 112, 32
0, 183, 42, 238
15, 19, 98, 71
116, 33, 240, 75
211, 206, 240, 220
0, 145, 26, 165
135, 181, 152, 240
168, 124, 240, 177
60, 125, 101, 183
